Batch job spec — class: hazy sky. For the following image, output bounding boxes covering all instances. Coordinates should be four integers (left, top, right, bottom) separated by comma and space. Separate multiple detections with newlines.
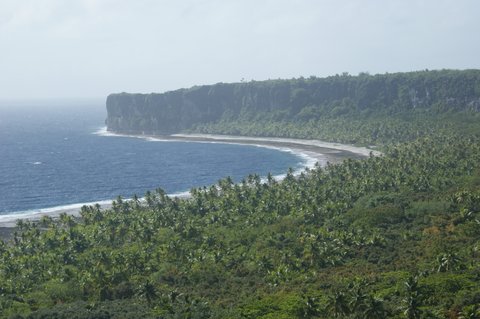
1, 0, 479, 99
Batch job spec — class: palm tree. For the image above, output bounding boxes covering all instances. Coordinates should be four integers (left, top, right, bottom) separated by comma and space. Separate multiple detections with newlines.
138, 280, 157, 305
349, 285, 367, 314
362, 296, 387, 319
404, 276, 419, 295
436, 252, 462, 272
402, 293, 421, 319
302, 295, 319, 318
459, 304, 480, 319
326, 291, 350, 318
59, 212, 76, 228
402, 276, 422, 319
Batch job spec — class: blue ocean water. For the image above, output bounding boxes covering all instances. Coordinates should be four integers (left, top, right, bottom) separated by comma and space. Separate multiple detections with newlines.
0, 100, 306, 215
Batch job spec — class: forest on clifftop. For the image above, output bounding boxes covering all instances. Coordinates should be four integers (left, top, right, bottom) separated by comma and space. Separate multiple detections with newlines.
1, 70, 480, 318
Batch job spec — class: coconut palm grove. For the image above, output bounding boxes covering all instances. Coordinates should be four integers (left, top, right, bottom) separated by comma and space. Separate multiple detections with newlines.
1, 70, 480, 318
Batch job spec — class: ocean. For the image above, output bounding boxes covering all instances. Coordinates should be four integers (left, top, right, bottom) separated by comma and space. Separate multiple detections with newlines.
0, 100, 310, 218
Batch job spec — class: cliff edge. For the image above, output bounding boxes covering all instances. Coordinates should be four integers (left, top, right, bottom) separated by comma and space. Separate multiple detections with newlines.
106, 69, 480, 135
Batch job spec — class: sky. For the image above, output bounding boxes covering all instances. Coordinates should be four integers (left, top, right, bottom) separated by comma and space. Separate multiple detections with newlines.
0, 0, 479, 100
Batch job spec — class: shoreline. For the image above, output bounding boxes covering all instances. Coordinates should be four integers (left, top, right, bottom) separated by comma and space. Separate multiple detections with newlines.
97, 129, 379, 163
0, 131, 379, 230
171, 133, 381, 159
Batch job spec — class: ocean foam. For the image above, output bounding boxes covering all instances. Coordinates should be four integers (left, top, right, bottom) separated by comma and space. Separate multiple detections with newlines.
0, 199, 113, 227
0, 190, 194, 227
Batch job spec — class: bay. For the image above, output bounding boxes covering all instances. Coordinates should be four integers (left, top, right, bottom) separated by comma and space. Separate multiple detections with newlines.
0, 100, 306, 215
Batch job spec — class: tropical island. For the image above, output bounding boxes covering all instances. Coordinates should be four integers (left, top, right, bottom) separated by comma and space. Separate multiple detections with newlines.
1, 69, 480, 318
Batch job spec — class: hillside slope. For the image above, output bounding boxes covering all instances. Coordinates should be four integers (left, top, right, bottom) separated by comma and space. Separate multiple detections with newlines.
2, 70, 480, 318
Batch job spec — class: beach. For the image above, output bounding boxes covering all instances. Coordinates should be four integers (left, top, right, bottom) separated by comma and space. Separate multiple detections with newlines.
172, 133, 381, 159
0, 133, 379, 233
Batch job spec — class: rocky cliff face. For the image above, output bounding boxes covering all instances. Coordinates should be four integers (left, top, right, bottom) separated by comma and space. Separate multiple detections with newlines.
106, 70, 480, 134
106, 81, 296, 134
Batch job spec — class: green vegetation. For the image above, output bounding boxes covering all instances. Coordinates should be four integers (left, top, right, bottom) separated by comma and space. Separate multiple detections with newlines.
2, 70, 480, 318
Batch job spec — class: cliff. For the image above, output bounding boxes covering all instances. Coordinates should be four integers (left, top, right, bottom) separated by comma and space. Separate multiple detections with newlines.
106, 69, 480, 134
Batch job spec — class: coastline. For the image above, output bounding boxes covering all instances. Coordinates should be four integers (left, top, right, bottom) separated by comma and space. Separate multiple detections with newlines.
0, 131, 379, 231
97, 129, 380, 163
171, 133, 381, 159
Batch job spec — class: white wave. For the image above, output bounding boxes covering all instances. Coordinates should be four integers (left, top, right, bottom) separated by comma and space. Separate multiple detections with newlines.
144, 136, 172, 142
93, 127, 177, 143
93, 126, 133, 138
168, 190, 191, 198
0, 189, 195, 227
0, 199, 113, 227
